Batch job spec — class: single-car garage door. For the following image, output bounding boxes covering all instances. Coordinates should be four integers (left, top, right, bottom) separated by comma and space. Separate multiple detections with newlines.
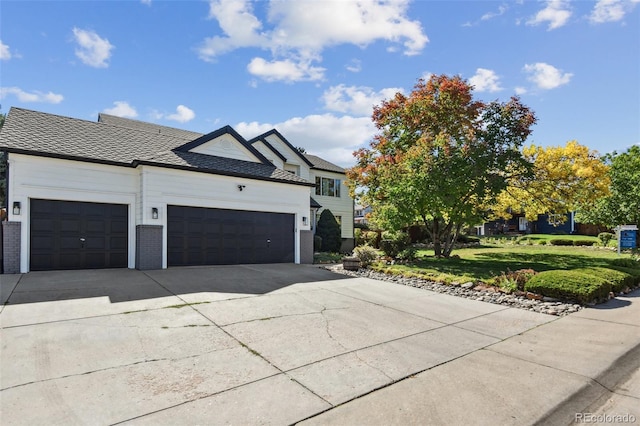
167, 205, 294, 266
30, 199, 128, 271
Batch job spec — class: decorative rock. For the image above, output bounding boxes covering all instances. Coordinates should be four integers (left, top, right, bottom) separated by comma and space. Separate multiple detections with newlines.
320, 265, 615, 317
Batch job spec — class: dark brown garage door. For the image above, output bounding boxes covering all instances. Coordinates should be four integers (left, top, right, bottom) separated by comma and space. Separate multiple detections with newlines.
167, 205, 294, 266
30, 199, 128, 271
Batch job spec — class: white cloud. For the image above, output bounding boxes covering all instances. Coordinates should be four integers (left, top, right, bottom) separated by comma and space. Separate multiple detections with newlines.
141, 0, 152, 5
469, 68, 502, 93
515, 86, 527, 95
0, 40, 12, 60
103, 101, 138, 118
590, 0, 639, 23
237, 114, 376, 167
0, 86, 64, 103
166, 105, 195, 123
72, 27, 114, 68
481, 4, 508, 21
523, 62, 573, 89
197, 0, 428, 83
322, 85, 402, 116
527, 0, 572, 30
346, 59, 362, 73
247, 57, 325, 82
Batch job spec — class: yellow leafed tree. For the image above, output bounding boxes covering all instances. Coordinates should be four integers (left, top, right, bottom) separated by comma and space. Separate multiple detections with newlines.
492, 141, 610, 221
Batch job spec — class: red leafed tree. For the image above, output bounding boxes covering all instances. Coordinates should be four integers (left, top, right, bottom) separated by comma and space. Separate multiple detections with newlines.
346, 75, 536, 257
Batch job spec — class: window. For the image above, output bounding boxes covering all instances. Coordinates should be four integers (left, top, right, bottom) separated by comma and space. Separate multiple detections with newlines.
315, 177, 341, 197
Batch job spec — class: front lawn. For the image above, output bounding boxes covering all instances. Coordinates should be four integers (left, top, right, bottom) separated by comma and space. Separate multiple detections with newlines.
370, 243, 634, 288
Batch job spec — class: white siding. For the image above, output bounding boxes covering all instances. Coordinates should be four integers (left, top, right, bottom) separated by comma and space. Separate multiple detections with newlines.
139, 165, 311, 267
7, 154, 139, 272
190, 135, 261, 163
252, 141, 285, 169
263, 134, 311, 180
311, 170, 353, 239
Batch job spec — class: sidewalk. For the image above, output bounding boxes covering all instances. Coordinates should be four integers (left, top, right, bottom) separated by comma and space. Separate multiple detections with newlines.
301, 289, 640, 425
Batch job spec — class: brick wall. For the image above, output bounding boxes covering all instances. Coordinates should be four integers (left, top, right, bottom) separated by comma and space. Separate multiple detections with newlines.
136, 225, 163, 270
2, 221, 21, 274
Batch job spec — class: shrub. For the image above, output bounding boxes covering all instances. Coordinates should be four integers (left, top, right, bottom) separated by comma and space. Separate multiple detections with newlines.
607, 266, 640, 287
495, 269, 537, 292
352, 244, 378, 267
525, 270, 611, 304
316, 209, 342, 252
362, 230, 380, 248
379, 231, 411, 258
313, 235, 323, 252
397, 246, 418, 262
457, 234, 480, 244
354, 228, 364, 246
573, 240, 596, 246
579, 267, 635, 293
549, 239, 574, 246
598, 232, 615, 246
610, 258, 640, 269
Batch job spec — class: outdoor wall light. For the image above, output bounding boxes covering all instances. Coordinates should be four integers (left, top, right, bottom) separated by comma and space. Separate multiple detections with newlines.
238, 184, 246, 191
12, 201, 21, 216
302, 216, 308, 225
151, 207, 159, 219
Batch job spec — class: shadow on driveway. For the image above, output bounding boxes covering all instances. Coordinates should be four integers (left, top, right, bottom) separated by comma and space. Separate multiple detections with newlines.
3, 264, 351, 305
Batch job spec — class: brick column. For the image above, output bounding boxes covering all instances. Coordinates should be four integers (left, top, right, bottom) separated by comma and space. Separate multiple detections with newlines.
300, 230, 314, 264
136, 225, 163, 270
2, 221, 21, 274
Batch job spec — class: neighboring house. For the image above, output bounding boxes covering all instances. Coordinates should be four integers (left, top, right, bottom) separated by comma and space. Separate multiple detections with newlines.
354, 204, 372, 225
478, 212, 578, 236
0, 107, 352, 274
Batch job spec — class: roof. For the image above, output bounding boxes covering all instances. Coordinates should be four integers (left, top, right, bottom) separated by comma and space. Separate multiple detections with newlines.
310, 197, 322, 208
0, 108, 312, 186
304, 154, 346, 174
249, 129, 314, 167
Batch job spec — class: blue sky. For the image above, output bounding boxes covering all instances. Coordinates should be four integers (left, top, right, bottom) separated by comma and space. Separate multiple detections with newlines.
1, 0, 638, 167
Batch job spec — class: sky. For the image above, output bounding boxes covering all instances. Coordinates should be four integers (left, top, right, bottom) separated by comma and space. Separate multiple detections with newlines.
1, 0, 639, 167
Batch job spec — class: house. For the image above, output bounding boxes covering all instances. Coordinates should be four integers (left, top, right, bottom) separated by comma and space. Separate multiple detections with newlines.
354, 204, 372, 225
478, 212, 577, 236
0, 107, 353, 274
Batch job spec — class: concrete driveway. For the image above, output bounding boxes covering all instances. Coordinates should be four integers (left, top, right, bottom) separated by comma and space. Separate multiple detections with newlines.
1, 265, 638, 425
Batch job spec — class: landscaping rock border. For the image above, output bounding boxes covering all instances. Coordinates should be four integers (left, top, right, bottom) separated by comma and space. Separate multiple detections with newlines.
323, 264, 584, 316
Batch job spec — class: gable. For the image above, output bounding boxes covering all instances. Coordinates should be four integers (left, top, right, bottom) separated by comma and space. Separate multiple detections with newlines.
174, 125, 269, 164
189, 134, 262, 163
253, 140, 285, 169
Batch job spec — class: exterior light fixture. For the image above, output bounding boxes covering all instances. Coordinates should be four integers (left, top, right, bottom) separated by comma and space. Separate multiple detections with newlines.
151, 207, 159, 219
302, 216, 308, 225
12, 201, 21, 215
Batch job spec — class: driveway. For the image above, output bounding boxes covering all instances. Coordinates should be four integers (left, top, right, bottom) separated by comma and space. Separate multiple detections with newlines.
1, 265, 638, 425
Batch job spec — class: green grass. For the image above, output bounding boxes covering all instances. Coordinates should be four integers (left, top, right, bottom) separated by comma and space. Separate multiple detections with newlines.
371, 244, 630, 287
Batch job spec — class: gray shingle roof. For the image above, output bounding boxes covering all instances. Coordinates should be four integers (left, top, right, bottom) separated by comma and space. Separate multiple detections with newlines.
304, 154, 346, 174
0, 108, 313, 186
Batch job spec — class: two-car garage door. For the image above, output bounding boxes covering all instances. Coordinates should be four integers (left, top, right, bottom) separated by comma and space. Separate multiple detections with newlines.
167, 205, 294, 266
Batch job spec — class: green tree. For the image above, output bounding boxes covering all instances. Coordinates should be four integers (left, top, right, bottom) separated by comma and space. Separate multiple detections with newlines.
316, 209, 342, 252
576, 145, 640, 228
347, 75, 536, 257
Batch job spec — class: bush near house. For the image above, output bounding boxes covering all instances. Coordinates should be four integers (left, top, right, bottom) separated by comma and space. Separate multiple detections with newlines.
352, 245, 378, 267
549, 239, 574, 246
316, 209, 342, 253
379, 231, 411, 259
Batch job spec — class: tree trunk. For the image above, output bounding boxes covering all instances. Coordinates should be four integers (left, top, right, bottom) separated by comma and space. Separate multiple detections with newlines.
432, 218, 442, 257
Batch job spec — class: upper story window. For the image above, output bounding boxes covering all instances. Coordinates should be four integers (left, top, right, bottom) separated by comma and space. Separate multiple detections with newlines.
315, 177, 341, 197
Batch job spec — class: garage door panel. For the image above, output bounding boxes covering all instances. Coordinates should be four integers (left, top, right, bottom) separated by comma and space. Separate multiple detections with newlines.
167, 205, 294, 267
30, 199, 128, 271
